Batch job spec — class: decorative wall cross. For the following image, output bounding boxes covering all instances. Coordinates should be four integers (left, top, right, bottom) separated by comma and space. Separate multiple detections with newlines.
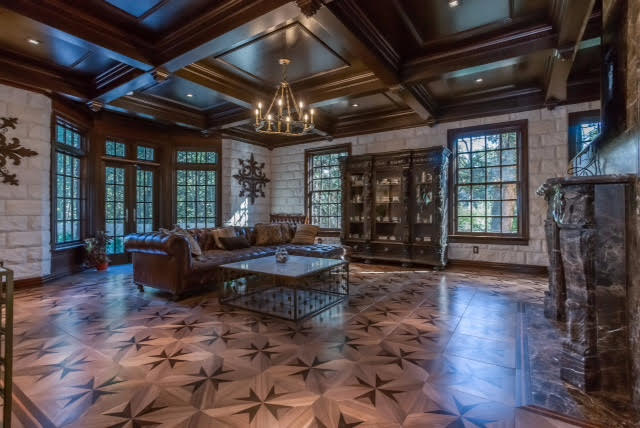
0, 117, 38, 186
233, 153, 270, 204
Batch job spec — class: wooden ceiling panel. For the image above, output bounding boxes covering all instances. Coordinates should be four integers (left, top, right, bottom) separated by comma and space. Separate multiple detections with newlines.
103, 0, 164, 18
426, 50, 549, 101
215, 22, 350, 86
318, 92, 400, 117
139, 0, 223, 33
396, 0, 511, 42
142, 76, 227, 110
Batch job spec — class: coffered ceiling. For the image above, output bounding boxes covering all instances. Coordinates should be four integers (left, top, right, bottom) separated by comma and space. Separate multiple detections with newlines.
0, 0, 602, 148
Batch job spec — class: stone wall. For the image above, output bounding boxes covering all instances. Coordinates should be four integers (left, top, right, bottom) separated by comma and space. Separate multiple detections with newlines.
0, 83, 52, 279
271, 101, 600, 266
221, 138, 271, 226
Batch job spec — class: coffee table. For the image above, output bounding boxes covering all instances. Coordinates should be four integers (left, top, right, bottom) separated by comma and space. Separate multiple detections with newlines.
219, 255, 349, 321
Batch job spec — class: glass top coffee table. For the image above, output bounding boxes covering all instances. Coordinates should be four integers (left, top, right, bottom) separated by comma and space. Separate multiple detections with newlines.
219, 255, 349, 321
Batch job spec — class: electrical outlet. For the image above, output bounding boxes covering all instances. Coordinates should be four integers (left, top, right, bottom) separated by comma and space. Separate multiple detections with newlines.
473, 246, 479, 254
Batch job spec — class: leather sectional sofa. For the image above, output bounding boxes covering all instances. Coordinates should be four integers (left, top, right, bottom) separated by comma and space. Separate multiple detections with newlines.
124, 226, 346, 298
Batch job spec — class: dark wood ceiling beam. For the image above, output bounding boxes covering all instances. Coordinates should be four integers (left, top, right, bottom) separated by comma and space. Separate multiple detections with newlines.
109, 94, 207, 129
320, 0, 437, 120
543, 0, 598, 106
208, 105, 252, 130
0, 49, 90, 98
156, 0, 297, 70
301, 71, 386, 105
402, 23, 558, 84
0, 0, 154, 70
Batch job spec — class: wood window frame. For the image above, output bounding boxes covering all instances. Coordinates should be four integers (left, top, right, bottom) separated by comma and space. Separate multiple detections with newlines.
568, 110, 601, 161
51, 114, 88, 250
172, 146, 222, 229
447, 120, 529, 245
99, 137, 162, 259
304, 143, 352, 236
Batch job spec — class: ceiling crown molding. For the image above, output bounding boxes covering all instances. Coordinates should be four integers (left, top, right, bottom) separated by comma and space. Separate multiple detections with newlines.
87, 100, 105, 112
296, 0, 325, 17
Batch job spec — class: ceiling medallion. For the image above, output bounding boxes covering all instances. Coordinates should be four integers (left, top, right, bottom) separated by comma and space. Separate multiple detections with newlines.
254, 59, 315, 137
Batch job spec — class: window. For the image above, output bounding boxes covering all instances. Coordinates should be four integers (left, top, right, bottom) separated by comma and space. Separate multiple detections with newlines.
106, 140, 126, 158
568, 110, 601, 175
448, 120, 528, 244
175, 150, 218, 228
53, 118, 85, 245
305, 144, 351, 230
137, 146, 155, 162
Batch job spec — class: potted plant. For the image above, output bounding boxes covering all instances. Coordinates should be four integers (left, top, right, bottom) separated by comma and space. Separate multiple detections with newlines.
84, 231, 112, 271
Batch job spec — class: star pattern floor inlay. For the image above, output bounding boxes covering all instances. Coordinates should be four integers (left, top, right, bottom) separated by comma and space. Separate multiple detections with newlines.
2, 263, 633, 427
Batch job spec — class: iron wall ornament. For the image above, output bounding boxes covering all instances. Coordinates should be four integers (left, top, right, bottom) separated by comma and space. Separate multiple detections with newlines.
0, 117, 38, 186
233, 153, 270, 204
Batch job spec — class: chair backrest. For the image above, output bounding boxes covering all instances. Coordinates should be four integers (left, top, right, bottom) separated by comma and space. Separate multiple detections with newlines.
269, 213, 308, 224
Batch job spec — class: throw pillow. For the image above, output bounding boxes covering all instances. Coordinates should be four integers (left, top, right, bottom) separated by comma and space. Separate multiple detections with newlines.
279, 223, 296, 243
291, 224, 320, 245
160, 226, 202, 256
214, 227, 236, 249
255, 223, 284, 246
218, 236, 251, 250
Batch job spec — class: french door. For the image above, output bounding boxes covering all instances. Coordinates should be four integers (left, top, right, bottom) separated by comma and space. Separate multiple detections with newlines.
104, 163, 156, 264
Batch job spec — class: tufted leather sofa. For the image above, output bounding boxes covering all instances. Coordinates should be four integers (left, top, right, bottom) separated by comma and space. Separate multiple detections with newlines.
124, 226, 347, 298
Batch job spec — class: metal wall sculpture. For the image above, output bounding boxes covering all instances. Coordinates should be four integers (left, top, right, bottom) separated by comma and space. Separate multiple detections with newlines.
233, 153, 270, 204
0, 117, 38, 186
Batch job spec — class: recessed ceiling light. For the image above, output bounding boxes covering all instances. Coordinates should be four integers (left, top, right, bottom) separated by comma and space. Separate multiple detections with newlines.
27, 38, 41, 45
448, 0, 460, 8
126, 91, 134, 96
186, 93, 194, 98
352, 103, 359, 107
475, 78, 483, 83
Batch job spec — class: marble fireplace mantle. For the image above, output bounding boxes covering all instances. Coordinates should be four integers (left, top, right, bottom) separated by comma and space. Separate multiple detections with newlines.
539, 174, 637, 404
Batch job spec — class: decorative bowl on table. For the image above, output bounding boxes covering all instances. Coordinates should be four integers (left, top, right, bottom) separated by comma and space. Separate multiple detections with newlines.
275, 248, 289, 263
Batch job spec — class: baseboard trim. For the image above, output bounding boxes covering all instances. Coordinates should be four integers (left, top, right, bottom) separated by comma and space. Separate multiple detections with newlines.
15, 268, 85, 288
448, 259, 548, 275
518, 405, 601, 428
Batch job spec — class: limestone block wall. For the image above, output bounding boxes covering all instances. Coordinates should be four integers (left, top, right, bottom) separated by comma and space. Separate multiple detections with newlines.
271, 101, 600, 266
221, 138, 271, 226
0, 83, 52, 279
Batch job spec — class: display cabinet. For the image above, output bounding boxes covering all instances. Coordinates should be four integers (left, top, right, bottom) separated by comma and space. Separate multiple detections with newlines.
341, 147, 450, 267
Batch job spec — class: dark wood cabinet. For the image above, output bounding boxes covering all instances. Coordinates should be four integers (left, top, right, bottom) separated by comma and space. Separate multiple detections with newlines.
341, 147, 451, 268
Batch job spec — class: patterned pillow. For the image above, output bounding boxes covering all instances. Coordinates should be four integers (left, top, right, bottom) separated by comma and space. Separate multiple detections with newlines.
279, 223, 296, 243
160, 226, 202, 256
214, 227, 236, 249
255, 224, 284, 246
291, 224, 320, 245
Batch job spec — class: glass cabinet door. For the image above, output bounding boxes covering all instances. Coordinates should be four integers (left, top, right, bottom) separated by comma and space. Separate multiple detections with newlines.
347, 172, 366, 240
373, 170, 404, 242
413, 167, 435, 243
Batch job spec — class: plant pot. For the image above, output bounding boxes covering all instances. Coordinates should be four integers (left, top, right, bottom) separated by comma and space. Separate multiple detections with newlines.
96, 262, 109, 271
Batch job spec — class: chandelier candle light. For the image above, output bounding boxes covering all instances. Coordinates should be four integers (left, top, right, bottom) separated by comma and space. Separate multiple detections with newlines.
255, 59, 315, 136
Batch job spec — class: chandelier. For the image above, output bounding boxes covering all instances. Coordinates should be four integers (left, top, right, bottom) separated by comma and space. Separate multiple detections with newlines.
254, 59, 314, 136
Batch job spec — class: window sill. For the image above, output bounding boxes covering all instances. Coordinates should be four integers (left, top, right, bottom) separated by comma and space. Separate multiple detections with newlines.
53, 242, 85, 252
449, 235, 529, 246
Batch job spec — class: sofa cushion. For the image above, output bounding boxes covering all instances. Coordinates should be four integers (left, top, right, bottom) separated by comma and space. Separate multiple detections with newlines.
160, 226, 202, 256
219, 236, 251, 250
234, 226, 257, 245
189, 228, 218, 251
213, 227, 236, 249
291, 224, 319, 245
255, 223, 284, 246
